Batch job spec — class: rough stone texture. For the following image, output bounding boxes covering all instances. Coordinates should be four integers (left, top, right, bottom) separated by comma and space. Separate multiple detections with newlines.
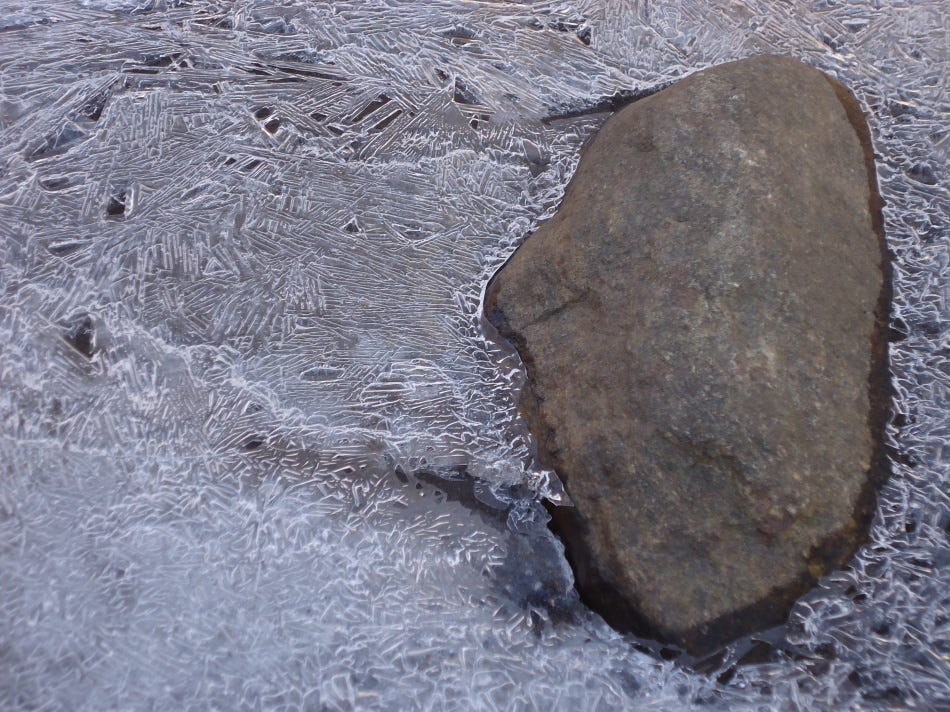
484, 55, 891, 655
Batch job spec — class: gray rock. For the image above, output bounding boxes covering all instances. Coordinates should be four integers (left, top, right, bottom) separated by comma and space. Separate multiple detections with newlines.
485, 55, 891, 655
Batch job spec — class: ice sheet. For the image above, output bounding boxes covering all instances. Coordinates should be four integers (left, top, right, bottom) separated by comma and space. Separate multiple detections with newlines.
0, 1, 947, 709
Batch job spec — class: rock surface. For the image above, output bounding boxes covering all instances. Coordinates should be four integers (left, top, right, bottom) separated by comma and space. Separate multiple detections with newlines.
484, 55, 891, 655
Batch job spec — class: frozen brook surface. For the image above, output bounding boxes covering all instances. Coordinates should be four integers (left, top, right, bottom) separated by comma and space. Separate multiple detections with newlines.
0, 1, 946, 709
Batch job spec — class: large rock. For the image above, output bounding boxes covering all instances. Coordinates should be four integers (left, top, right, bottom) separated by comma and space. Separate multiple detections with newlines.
484, 55, 891, 655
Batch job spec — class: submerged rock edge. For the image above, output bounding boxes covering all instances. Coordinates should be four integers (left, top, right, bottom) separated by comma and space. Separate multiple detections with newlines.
483, 55, 893, 656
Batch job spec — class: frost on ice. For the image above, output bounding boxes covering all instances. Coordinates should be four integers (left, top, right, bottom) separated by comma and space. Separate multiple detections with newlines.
0, 1, 946, 709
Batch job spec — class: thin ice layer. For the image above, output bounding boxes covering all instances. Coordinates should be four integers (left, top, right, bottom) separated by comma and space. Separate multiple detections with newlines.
0, 1, 946, 709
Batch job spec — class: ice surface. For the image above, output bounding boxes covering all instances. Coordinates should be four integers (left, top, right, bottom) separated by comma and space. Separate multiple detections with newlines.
0, 1, 947, 709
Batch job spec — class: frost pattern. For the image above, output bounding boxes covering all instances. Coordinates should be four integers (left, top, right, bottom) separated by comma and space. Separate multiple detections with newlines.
0, 1, 947, 709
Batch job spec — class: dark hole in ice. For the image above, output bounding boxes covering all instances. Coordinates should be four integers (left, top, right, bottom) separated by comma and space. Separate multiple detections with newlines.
341, 139, 363, 159
106, 190, 127, 217
180, 184, 207, 202
888, 440, 918, 468
452, 78, 479, 106
143, 52, 183, 68
253, 106, 274, 120
820, 34, 843, 51
279, 66, 345, 83
628, 642, 654, 659
402, 224, 424, 240
528, 610, 543, 632
887, 101, 921, 119
327, 124, 344, 136
263, 117, 281, 134
441, 26, 477, 45
373, 110, 401, 131
889, 316, 908, 342
310, 111, 328, 122
241, 159, 262, 172
241, 438, 264, 451
541, 83, 671, 123
549, 20, 592, 46
716, 667, 736, 685
906, 163, 937, 185
887, 440, 918, 468
351, 94, 390, 123
80, 92, 108, 122
527, 162, 545, 177
39, 175, 79, 191
63, 315, 96, 358
412, 469, 508, 523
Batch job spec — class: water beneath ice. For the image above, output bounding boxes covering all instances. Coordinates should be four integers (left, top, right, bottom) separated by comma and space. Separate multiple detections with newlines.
0, 1, 947, 709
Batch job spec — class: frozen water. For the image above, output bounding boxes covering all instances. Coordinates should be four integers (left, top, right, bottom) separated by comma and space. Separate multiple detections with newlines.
0, 1, 947, 709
